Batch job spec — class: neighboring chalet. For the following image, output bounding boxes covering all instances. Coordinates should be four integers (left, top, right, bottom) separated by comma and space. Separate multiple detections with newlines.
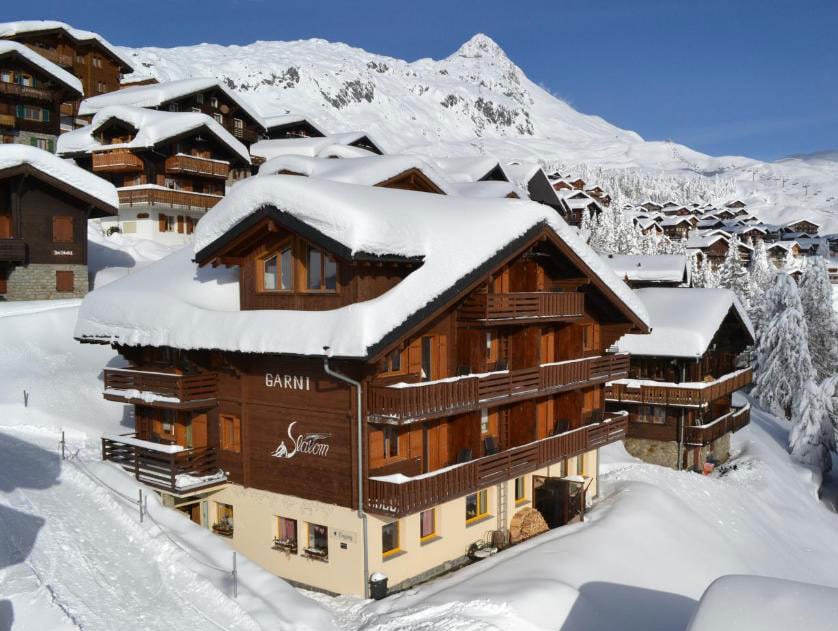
781, 218, 820, 236
262, 113, 326, 140
604, 254, 689, 289
431, 156, 518, 199
659, 215, 693, 239
555, 188, 603, 227
765, 240, 801, 266
76, 175, 650, 596
78, 77, 266, 150
0, 41, 83, 150
57, 105, 250, 244
503, 161, 565, 215
0, 144, 117, 299
687, 233, 752, 267
0, 20, 134, 128
607, 288, 753, 471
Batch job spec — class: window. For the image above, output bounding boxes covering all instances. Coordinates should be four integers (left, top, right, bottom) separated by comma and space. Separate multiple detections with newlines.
261, 244, 293, 291
213, 503, 234, 536
486, 331, 499, 363
97, 81, 107, 93
419, 509, 436, 541
18, 73, 32, 87
480, 409, 489, 435
55, 270, 74, 293
34, 137, 51, 151
0, 70, 10, 83
75, 54, 84, 64
306, 246, 337, 291
168, 103, 179, 112
382, 522, 400, 556
274, 516, 297, 551
380, 348, 403, 374
196, 93, 204, 104
18, 105, 47, 122
466, 490, 489, 522
220, 414, 241, 453
233, 117, 243, 130
213, 113, 223, 124
383, 426, 399, 458
210, 96, 219, 108
52, 216, 74, 243
514, 476, 527, 504
305, 523, 328, 559
581, 324, 594, 351
92, 56, 103, 68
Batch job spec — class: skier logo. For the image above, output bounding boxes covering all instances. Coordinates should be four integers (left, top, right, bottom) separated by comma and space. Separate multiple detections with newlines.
271, 421, 331, 458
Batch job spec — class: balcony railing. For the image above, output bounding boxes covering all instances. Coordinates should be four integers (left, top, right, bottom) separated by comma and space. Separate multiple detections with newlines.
366, 414, 628, 517
0, 238, 26, 263
0, 80, 54, 101
605, 368, 752, 408
164, 154, 230, 179
368, 354, 630, 424
225, 125, 259, 143
103, 367, 217, 409
685, 404, 751, 446
459, 291, 585, 324
102, 433, 226, 493
0, 113, 15, 128
118, 186, 223, 210
92, 149, 144, 172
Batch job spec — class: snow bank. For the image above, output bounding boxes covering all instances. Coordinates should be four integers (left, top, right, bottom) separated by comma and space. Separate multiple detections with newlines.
0, 144, 118, 209
0, 40, 82, 94
75, 176, 649, 357
603, 254, 688, 284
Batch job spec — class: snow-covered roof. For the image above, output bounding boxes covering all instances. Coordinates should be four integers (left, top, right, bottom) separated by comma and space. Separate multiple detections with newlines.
249, 132, 383, 160
257, 154, 453, 194
782, 218, 820, 228
686, 233, 728, 249
0, 144, 118, 210
261, 113, 326, 135
75, 176, 650, 357
0, 20, 133, 70
604, 255, 688, 284
766, 240, 799, 251
78, 78, 263, 128
57, 106, 250, 165
660, 216, 692, 227
447, 180, 518, 199
0, 40, 82, 96
614, 287, 754, 358
431, 156, 506, 183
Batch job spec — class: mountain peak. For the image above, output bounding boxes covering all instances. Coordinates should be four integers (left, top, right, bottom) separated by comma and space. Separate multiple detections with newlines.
453, 33, 508, 61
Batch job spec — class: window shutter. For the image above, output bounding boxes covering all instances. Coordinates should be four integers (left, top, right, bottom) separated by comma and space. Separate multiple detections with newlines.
233, 416, 241, 453
16, 104, 23, 118
55, 271, 74, 292
43, 108, 50, 122
177, 215, 184, 234
47, 139, 54, 153
158, 214, 167, 232
53, 216, 74, 242
30, 137, 38, 147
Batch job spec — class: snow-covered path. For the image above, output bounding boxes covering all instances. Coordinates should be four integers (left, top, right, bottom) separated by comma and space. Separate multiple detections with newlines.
0, 430, 259, 631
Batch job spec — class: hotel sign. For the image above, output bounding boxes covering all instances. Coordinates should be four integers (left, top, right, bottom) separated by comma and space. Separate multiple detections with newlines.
270, 421, 331, 459
265, 373, 311, 390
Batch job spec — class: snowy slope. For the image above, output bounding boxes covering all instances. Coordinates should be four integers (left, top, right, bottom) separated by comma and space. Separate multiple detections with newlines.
118, 34, 838, 232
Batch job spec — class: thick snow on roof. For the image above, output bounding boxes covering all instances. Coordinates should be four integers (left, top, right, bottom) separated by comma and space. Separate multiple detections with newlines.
447, 180, 518, 199
0, 40, 82, 95
604, 254, 688, 283
257, 154, 454, 194
77, 77, 263, 127
431, 156, 505, 182
76, 176, 649, 357
57, 106, 250, 164
0, 20, 133, 70
261, 112, 325, 135
0, 144, 117, 209
249, 132, 381, 160
615, 287, 754, 358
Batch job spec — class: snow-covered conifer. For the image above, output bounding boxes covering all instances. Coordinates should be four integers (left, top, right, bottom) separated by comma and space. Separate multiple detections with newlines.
798, 256, 838, 381
718, 234, 751, 312
789, 379, 835, 473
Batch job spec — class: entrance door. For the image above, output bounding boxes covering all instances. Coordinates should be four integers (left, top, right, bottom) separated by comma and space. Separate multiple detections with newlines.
0, 213, 11, 238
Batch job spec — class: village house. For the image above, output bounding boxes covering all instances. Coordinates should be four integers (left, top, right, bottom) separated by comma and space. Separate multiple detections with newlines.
262, 113, 326, 140
555, 188, 604, 226
765, 240, 801, 266
0, 20, 134, 129
57, 105, 250, 244
503, 161, 566, 215
606, 288, 753, 471
0, 41, 83, 150
75, 175, 650, 597
659, 215, 693, 239
603, 254, 689, 289
250, 132, 385, 164
0, 144, 117, 299
781, 218, 820, 236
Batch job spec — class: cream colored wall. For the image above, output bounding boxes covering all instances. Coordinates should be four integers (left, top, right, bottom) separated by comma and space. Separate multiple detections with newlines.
200, 448, 600, 596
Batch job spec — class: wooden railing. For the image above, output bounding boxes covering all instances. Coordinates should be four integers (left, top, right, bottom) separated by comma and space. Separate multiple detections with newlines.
225, 124, 259, 143
30, 46, 74, 67
0, 238, 26, 262
0, 113, 15, 127
92, 149, 144, 172
459, 291, 585, 323
366, 414, 628, 517
103, 367, 217, 406
164, 154, 230, 178
368, 354, 630, 423
685, 405, 751, 446
0, 80, 53, 101
605, 368, 752, 408
118, 187, 223, 210
102, 434, 224, 493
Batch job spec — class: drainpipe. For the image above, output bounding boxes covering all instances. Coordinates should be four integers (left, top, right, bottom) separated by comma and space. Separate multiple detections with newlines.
323, 347, 370, 599
676, 361, 688, 471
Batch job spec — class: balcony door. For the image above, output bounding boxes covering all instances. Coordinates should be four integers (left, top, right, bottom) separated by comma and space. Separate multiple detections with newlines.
0, 212, 11, 238
418, 335, 447, 382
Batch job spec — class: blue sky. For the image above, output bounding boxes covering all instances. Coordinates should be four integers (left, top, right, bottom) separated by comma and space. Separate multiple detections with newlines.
10, 0, 838, 160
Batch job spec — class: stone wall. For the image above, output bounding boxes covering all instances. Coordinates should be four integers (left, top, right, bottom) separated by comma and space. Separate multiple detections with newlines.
3, 263, 89, 300
13, 131, 58, 153
625, 438, 680, 469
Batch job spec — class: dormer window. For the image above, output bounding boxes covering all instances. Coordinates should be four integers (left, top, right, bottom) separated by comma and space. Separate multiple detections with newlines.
306, 246, 337, 291
262, 243, 293, 291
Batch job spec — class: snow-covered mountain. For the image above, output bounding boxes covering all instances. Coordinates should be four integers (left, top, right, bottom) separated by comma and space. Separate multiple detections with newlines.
119, 34, 838, 232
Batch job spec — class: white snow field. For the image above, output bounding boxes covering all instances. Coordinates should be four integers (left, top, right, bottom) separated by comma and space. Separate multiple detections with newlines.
4, 301, 838, 631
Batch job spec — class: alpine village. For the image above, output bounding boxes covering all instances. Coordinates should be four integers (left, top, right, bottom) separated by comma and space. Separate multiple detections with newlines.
2, 19, 837, 612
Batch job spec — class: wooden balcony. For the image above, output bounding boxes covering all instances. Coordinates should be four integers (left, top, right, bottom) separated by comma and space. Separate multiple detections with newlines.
367, 354, 630, 424
366, 414, 628, 517
30, 46, 74, 67
0, 113, 15, 128
103, 367, 217, 410
92, 149, 145, 173
0, 80, 54, 101
0, 238, 26, 263
685, 404, 750, 446
118, 186, 223, 210
605, 368, 752, 408
225, 124, 259, 143
459, 291, 585, 325
164, 154, 230, 179
102, 434, 226, 494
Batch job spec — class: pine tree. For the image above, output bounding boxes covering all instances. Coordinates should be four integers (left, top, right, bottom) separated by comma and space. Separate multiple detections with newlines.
749, 239, 774, 323
798, 256, 838, 381
789, 379, 835, 473
752, 273, 815, 419
820, 377, 838, 445
718, 234, 752, 312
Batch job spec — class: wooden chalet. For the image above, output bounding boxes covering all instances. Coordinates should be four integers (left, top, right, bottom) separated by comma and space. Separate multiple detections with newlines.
262, 113, 326, 140
606, 288, 754, 471
0, 144, 117, 299
556, 189, 603, 227
765, 241, 801, 266
782, 219, 820, 236
0, 41, 82, 149
77, 176, 650, 596
57, 105, 250, 244
604, 254, 689, 289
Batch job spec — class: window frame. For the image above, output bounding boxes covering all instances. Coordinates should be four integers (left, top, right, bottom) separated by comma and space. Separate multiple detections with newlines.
305, 522, 329, 560
52, 215, 74, 243
55, 270, 74, 293
465, 489, 489, 523
514, 476, 527, 504
219, 414, 241, 453
275, 516, 298, 551
419, 509, 436, 542
305, 245, 338, 292
382, 521, 400, 557
382, 425, 399, 459
258, 240, 294, 292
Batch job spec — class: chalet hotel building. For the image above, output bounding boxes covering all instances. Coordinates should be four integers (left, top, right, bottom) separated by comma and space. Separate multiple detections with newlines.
76, 175, 651, 596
